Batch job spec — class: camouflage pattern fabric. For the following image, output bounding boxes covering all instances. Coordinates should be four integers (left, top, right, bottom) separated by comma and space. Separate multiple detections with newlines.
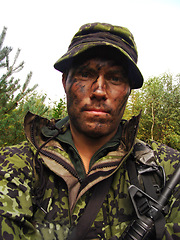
0, 112, 179, 239
54, 22, 143, 89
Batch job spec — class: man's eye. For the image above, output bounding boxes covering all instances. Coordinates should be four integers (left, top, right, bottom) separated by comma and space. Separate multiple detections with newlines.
81, 71, 90, 78
77, 71, 95, 79
111, 76, 121, 82
107, 75, 122, 83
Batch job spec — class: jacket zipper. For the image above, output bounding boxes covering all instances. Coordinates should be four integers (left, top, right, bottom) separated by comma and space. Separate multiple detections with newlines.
30, 121, 82, 183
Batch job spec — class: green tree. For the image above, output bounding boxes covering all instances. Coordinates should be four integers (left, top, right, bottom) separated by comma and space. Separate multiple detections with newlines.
0, 92, 53, 146
0, 27, 52, 146
18, 92, 53, 118
0, 27, 38, 114
52, 98, 68, 119
124, 73, 180, 150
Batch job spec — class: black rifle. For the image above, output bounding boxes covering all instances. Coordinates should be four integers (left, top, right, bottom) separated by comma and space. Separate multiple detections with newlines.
120, 162, 180, 240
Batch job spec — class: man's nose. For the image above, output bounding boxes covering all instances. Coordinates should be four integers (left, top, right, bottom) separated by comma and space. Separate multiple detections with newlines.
90, 75, 107, 100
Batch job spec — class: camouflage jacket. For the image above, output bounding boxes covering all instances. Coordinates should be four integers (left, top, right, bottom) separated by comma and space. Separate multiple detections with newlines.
0, 112, 179, 240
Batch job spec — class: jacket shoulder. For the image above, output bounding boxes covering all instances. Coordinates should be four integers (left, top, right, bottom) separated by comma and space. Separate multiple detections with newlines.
148, 140, 180, 177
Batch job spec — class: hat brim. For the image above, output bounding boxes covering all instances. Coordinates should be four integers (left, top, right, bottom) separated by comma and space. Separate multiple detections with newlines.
54, 41, 143, 89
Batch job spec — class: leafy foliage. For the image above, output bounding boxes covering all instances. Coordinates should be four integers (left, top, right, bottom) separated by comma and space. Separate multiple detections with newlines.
124, 73, 180, 150
52, 98, 68, 119
0, 92, 53, 146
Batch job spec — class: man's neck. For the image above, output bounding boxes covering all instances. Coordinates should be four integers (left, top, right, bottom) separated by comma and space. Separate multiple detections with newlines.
70, 126, 117, 173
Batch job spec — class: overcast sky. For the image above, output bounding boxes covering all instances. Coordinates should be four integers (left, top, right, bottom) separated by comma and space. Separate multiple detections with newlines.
1, 0, 180, 102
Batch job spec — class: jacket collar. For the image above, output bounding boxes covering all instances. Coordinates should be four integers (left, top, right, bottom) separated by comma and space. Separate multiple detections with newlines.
24, 111, 141, 213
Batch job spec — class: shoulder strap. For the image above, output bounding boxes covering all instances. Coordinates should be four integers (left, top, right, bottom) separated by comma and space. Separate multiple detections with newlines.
67, 175, 113, 240
126, 154, 166, 240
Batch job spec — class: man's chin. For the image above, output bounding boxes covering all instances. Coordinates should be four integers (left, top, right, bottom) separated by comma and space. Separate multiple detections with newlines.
70, 118, 116, 139
85, 131, 106, 139
81, 124, 112, 139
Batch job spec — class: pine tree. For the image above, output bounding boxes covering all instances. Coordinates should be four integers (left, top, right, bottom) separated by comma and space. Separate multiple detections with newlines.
0, 27, 38, 146
0, 27, 38, 115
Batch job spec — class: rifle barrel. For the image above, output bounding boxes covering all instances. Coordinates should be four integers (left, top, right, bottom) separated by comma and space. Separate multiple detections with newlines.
158, 162, 180, 207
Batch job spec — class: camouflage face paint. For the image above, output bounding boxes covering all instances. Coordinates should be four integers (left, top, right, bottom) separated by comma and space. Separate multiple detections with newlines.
64, 57, 131, 140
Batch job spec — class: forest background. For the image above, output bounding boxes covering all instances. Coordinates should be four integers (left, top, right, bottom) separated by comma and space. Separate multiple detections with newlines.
0, 27, 180, 151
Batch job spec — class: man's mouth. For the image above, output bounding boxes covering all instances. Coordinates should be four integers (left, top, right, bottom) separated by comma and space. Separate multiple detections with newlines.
86, 108, 107, 113
82, 107, 111, 117
82, 104, 111, 113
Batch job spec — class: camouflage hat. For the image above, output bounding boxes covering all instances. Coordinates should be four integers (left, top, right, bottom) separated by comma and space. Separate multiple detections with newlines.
54, 22, 143, 89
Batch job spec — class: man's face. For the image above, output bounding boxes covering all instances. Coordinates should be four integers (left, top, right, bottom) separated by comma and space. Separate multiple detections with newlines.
63, 57, 131, 139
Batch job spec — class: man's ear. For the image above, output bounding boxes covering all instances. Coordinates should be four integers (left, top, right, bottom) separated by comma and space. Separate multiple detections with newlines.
62, 73, 67, 92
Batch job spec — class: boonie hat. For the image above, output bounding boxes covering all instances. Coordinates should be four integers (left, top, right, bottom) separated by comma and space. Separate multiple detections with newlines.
54, 22, 143, 89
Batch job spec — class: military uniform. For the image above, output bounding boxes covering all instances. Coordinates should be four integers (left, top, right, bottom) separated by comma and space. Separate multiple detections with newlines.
0, 112, 179, 239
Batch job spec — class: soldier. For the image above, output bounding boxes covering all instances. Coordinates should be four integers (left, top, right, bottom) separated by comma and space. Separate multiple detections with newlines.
0, 22, 179, 240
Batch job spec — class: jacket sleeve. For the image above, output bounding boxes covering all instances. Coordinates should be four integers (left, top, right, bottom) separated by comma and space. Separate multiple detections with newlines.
149, 140, 180, 240
0, 142, 36, 239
